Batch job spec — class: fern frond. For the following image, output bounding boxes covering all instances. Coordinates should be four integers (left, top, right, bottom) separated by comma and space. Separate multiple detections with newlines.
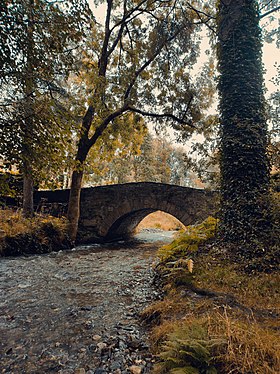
170, 366, 199, 374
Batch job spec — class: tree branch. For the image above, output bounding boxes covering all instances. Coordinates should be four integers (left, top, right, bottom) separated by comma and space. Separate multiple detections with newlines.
124, 51, 160, 102
182, 95, 194, 121
110, 0, 152, 32
259, 0, 276, 12
259, 6, 280, 18
87, 98, 196, 151
186, 2, 215, 20
88, 105, 129, 148
98, 0, 113, 76
107, 0, 127, 57
124, 21, 189, 101
127, 106, 196, 129
183, 2, 216, 35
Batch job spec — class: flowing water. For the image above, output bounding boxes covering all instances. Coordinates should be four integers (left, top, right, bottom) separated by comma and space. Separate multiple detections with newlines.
0, 230, 175, 374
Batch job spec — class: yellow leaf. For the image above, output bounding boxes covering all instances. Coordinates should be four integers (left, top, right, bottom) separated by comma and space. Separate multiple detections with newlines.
188, 259, 194, 273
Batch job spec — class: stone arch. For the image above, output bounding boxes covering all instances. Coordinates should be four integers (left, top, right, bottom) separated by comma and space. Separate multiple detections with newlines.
77, 183, 218, 242
33, 182, 218, 243
96, 196, 189, 241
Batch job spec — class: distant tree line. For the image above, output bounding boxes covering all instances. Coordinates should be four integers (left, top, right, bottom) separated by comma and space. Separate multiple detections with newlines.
83, 133, 200, 188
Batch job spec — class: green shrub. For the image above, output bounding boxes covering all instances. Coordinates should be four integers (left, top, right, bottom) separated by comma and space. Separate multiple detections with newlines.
156, 217, 218, 288
158, 217, 218, 263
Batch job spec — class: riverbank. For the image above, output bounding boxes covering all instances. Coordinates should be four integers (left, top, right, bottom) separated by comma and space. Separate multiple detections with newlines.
0, 209, 184, 257
0, 208, 72, 256
142, 217, 280, 373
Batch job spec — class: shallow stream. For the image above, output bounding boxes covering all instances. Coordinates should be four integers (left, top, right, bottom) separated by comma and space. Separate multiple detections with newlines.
0, 230, 175, 374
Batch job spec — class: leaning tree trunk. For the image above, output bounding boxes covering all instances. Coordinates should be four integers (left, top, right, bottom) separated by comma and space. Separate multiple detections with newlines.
67, 107, 94, 242
217, 0, 271, 253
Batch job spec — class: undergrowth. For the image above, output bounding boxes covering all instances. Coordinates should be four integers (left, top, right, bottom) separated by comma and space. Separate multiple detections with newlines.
155, 217, 217, 290
158, 216, 218, 262
143, 217, 280, 373
0, 208, 72, 256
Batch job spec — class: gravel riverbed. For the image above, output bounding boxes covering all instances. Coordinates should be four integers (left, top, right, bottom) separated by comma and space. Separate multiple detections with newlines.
0, 231, 174, 374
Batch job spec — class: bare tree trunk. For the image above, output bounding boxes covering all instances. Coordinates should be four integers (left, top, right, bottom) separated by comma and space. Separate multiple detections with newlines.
21, 0, 35, 219
67, 169, 84, 242
22, 170, 34, 218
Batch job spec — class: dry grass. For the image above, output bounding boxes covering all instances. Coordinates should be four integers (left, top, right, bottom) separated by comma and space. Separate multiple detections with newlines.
144, 295, 280, 373
0, 208, 69, 256
0, 208, 66, 238
209, 309, 280, 374
148, 307, 280, 373
143, 217, 280, 373
193, 257, 280, 311
136, 211, 185, 232
0, 208, 31, 237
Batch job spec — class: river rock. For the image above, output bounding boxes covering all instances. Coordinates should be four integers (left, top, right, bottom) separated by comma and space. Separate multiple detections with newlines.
94, 369, 107, 374
129, 365, 142, 374
74, 368, 86, 374
128, 338, 142, 349
110, 360, 121, 370
97, 342, 107, 350
92, 334, 102, 341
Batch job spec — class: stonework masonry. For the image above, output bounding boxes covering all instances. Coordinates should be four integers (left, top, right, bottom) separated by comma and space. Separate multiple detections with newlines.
34, 182, 218, 243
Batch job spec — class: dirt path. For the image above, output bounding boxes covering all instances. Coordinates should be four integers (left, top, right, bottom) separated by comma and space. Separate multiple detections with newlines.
0, 233, 173, 373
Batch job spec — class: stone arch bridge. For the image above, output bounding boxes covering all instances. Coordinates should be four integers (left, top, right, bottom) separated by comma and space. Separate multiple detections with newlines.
34, 182, 218, 243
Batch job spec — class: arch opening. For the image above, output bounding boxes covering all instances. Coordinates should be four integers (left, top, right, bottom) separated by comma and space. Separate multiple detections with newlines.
105, 209, 185, 241
136, 211, 185, 232
105, 208, 155, 241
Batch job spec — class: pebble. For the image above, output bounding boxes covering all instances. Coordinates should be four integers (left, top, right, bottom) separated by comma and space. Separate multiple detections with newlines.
94, 369, 107, 374
110, 361, 121, 370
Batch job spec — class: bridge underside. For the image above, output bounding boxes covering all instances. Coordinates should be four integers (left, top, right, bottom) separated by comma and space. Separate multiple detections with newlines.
105, 208, 157, 241
78, 208, 163, 243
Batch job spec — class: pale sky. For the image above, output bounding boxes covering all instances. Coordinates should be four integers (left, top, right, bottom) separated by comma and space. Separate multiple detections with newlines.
262, 39, 279, 95
87, 1, 279, 94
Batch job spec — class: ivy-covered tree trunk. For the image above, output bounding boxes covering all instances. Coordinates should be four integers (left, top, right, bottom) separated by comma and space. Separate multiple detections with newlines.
217, 0, 271, 252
